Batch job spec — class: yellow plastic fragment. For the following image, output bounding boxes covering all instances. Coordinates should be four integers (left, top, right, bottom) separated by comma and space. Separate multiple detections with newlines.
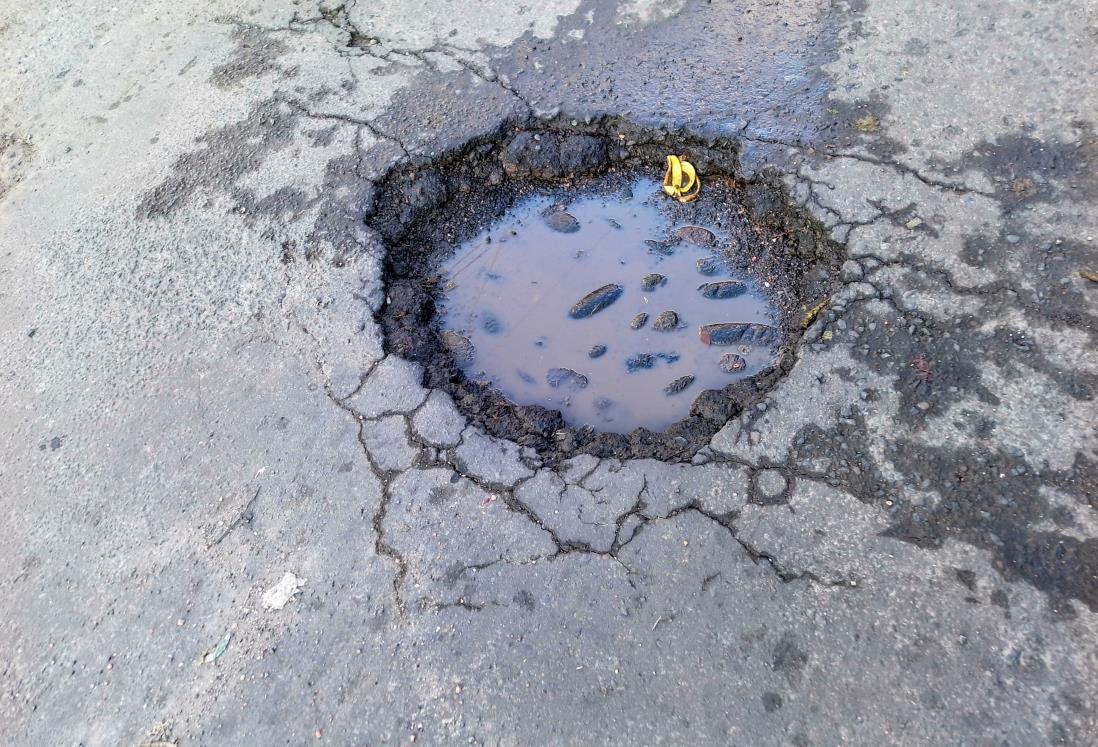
662, 154, 701, 203
802, 298, 829, 328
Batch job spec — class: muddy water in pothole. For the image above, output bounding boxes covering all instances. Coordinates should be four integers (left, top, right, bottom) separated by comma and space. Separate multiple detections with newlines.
439, 178, 778, 433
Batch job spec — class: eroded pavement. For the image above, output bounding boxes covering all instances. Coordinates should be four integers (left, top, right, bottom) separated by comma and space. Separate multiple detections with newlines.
1, 0, 1096, 744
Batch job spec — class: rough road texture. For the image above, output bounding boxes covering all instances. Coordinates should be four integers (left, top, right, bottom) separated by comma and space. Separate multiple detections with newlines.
1, 1, 1095, 745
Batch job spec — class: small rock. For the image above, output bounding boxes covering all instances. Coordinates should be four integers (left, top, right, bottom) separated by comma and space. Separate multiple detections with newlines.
652, 310, 679, 331
546, 368, 589, 389
695, 255, 724, 276
441, 330, 475, 366
698, 281, 747, 299
641, 273, 668, 291
630, 312, 649, 330
569, 284, 624, 318
588, 344, 607, 359
625, 353, 654, 372
481, 314, 503, 334
719, 353, 747, 373
644, 239, 676, 256
674, 226, 716, 246
664, 375, 695, 395
700, 323, 778, 346
542, 209, 581, 233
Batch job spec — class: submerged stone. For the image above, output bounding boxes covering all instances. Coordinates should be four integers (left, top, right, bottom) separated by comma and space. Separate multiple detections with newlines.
588, 344, 608, 359
641, 273, 668, 291
652, 310, 679, 331
569, 283, 624, 319
481, 314, 503, 334
700, 323, 779, 347
674, 226, 717, 246
543, 208, 581, 233
441, 330, 475, 366
546, 367, 589, 389
625, 353, 654, 372
698, 280, 747, 299
630, 312, 649, 330
625, 352, 679, 373
696, 255, 723, 276
719, 353, 747, 372
664, 375, 695, 395
644, 239, 675, 256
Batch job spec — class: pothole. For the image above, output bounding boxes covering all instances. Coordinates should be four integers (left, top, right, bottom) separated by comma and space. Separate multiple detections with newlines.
439, 177, 780, 433
370, 119, 844, 463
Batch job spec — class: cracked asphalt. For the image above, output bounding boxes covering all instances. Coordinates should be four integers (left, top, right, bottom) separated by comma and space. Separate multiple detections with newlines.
2, 0, 1096, 744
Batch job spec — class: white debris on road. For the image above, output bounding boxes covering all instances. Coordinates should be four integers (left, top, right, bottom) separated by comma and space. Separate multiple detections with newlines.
261, 572, 305, 610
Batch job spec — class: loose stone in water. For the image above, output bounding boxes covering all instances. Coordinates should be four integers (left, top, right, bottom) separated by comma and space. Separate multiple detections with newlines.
698, 280, 747, 299
569, 283, 624, 319
543, 208, 581, 233
696, 255, 723, 276
442, 330, 475, 366
664, 375, 695, 395
700, 323, 778, 346
675, 226, 717, 246
652, 310, 679, 331
547, 367, 589, 389
720, 353, 747, 373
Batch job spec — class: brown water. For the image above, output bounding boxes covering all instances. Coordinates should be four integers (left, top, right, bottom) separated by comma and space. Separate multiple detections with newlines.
438, 178, 778, 433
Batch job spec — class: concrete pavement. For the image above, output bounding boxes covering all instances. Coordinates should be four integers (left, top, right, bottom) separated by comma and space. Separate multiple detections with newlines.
1, 0, 1095, 744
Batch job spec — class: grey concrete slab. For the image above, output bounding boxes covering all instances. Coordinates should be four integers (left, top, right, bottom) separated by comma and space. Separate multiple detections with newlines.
1, 0, 1095, 744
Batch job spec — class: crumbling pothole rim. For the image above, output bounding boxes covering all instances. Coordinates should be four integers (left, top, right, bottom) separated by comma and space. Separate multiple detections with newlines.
367, 115, 846, 465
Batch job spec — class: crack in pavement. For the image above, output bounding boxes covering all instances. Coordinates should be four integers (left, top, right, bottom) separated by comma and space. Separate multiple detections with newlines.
744, 134, 997, 198
302, 0, 536, 114
281, 98, 412, 158
306, 333, 857, 605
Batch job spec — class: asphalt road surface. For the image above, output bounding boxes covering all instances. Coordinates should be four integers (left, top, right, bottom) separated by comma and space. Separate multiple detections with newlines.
2, 1, 1096, 744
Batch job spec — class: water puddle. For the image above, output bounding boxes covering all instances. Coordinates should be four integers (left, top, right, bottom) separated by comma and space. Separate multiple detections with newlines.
438, 178, 779, 433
